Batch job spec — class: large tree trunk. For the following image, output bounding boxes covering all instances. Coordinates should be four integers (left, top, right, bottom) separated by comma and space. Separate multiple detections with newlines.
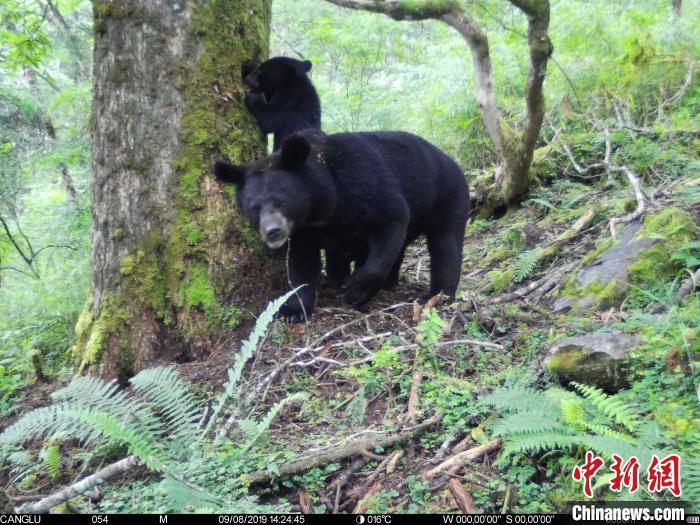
74, 0, 273, 380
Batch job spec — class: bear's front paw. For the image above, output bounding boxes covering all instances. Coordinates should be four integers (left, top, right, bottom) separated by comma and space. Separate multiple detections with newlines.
344, 285, 374, 309
279, 298, 314, 324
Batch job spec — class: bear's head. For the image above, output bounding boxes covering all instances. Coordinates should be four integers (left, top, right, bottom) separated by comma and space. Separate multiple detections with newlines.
214, 135, 315, 249
243, 57, 312, 100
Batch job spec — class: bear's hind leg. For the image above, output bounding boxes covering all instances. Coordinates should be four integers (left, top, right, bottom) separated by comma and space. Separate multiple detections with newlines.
345, 223, 407, 308
325, 249, 352, 289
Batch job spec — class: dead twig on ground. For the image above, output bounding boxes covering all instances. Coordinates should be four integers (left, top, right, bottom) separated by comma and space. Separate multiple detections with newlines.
607, 165, 650, 240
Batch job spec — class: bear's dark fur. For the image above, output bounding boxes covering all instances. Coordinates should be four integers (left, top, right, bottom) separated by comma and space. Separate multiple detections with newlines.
243, 57, 321, 151
214, 130, 470, 322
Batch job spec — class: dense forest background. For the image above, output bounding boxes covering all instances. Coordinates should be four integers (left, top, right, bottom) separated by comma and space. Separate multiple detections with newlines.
1, 0, 699, 515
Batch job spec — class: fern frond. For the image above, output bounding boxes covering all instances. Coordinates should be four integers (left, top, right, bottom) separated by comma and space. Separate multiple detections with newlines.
502, 432, 576, 457
583, 422, 634, 442
41, 444, 61, 479
51, 376, 133, 417
560, 398, 586, 431
572, 382, 640, 431
204, 287, 302, 439
682, 456, 700, 512
579, 434, 643, 460
49, 375, 166, 441
0, 403, 100, 446
161, 475, 221, 512
513, 249, 543, 283
241, 392, 307, 452
1, 404, 169, 471
130, 366, 202, 448
481, 387, 559, 415
4, 450, 34, 471
491, 412, 568, 437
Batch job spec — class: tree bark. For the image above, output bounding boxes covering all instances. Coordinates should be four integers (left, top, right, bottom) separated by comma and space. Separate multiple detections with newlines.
324, 0, 553, 208
74, 0, 273, 380
672, 0, 682, 17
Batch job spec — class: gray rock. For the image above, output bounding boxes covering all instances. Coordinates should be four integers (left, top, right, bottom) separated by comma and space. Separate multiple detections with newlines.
544, 332, 643, 392
576, 222, 658, 288
552, 221, 659, 313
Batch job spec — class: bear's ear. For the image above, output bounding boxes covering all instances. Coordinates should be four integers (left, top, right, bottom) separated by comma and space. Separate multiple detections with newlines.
301, 60, 312, 73
280, 135, 310, 169
213, 160, 246, 185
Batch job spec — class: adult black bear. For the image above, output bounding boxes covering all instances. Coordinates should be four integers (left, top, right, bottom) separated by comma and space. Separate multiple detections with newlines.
214, 131, 469, 322
243, 57, 321, 151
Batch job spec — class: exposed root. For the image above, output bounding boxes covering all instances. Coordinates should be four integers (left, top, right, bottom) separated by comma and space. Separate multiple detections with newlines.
674, 268, 700, 305
561, 125, 652, 240
607, 165, 651, 240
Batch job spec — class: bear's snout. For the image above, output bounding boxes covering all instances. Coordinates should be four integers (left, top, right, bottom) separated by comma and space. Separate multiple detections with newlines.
259, 207, 291, 249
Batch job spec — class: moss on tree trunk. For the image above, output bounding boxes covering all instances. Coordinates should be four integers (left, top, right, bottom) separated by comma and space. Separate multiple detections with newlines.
74, 0, 274, 381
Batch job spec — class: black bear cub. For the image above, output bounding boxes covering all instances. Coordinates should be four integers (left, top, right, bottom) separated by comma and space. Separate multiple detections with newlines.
214, 130, 469, 322
243, 57, 321, 151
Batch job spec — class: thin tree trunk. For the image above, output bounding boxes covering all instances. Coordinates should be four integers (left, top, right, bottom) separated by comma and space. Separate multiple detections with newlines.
75, 0, 273, 380
672, 0, 682, 17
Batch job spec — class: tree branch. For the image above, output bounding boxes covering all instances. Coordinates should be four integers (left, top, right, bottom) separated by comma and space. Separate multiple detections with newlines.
25, 456, 140, 513
325, 0, 455, 21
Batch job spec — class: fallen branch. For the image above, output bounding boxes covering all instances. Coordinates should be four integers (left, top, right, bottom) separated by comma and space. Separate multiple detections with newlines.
464, 267, 568, 310
245, 415, 441, 484
424, 438, 501, 480
330, 457, 367, 513
540, 207, 597, 258
449, 478, 476, 514
405, 370, 423, 425
25, 456, 140, 514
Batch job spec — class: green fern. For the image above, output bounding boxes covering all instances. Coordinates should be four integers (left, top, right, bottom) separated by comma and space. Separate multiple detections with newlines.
572, 382, 640, 431
491, 412, 568, 437
0, 291, 304, 512
560, 398, 586, 431
240, 392, 308, 452
502, 432, 577, 457
130, 366, 201, 446
513, 248, 543, 283
481, 386, 560, 415
160, 475, 221, 512
204, 287, 302, 440
485, 384, 657, 462
41, 444, 61, 479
